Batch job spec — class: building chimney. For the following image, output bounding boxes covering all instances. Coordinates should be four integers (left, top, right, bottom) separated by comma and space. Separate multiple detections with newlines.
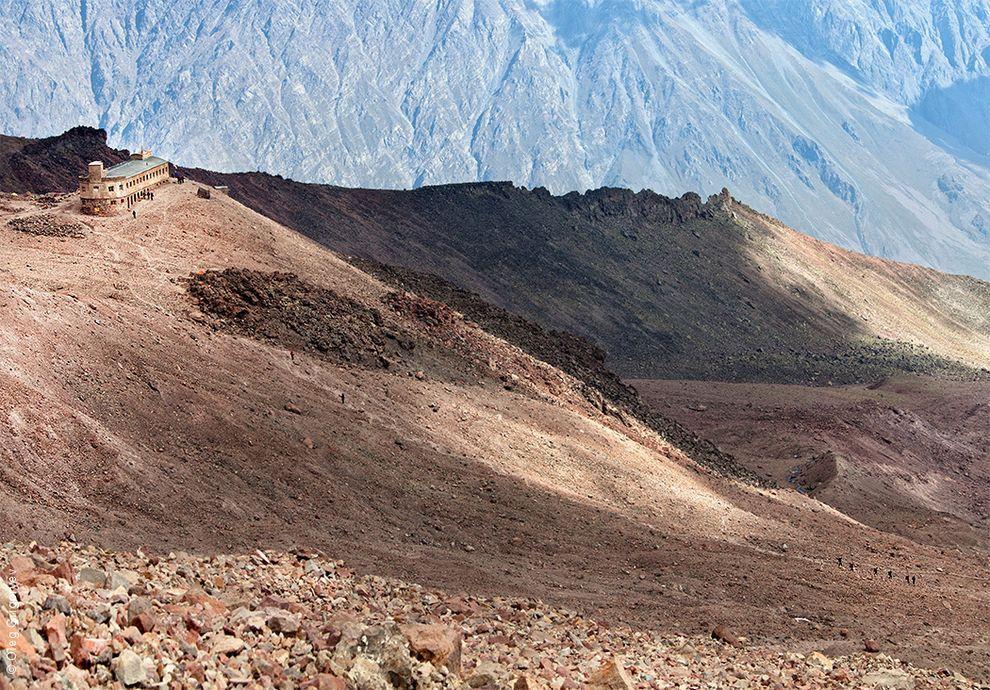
88, 161, 104, 182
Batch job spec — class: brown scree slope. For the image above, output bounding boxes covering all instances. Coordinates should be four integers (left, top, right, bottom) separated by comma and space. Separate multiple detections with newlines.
1, 183, 989, 680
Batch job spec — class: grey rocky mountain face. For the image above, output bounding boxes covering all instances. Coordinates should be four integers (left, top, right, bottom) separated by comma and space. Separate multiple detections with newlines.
2, 0, 990, 278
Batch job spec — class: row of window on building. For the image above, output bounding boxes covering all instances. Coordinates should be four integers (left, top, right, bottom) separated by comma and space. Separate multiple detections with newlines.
92, 166, 169, 194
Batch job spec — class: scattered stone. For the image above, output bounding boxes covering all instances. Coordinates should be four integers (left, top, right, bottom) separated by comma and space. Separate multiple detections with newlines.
6, 214, 86, 238
864, 639, 882, 653
862, 669, 916, 689
212, 634, 246, 656
69, 634, 108, 668
268, 612, 301, 635
76, 567, 107, 588
587, 658, 634, 689
401, 623, 463, 675
49, 560, 75, 584
467, 660, 506, 687
44, 614, 68, 666
114, 649, 148, 687
0, 541, 977, 689
712, 624, 740, 647
0, 579, 16, 610
42, 595, 71, 615
807, 651, 833, 671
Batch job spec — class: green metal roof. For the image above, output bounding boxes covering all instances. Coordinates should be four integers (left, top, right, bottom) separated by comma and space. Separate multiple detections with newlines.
103, 156, 169, 179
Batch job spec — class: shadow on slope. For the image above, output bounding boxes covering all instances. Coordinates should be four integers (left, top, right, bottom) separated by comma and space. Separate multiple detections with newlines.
3, 126, 982, 386
3, 354, 988, 681
185, 267, 768, 486
181, 169, 987, 385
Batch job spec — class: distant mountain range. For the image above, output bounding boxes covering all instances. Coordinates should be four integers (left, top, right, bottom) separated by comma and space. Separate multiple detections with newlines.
2, 0, 990, 277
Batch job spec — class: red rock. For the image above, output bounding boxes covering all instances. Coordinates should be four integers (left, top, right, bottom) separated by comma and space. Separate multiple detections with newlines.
7, 556, 40, 586
132, 611, 158, 634
712, 624, 741, 647
184, 660, 206, 683
831, 669, 851, 682
44, 614, 68, 666
0, 614, 37, 660
49, 561, 76, 584
127, 597, 156, 633
121, 626, 143, 645
254, 657, 285, 681
181, 588, 227, 615
514, 676, 544, 690
401, 623, 463, 675
307, 674, 346, 690
69, 634, 109, 668
864, 639, 881, 653
322, 624, 343, 648
587, 658, 634, 689
267, 613, 300, 635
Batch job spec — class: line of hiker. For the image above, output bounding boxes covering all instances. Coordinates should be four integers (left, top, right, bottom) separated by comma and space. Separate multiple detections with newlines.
836, 555, 917, 586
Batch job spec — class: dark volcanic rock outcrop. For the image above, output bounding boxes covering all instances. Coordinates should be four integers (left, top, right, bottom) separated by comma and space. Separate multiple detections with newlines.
0, 127, 128, 194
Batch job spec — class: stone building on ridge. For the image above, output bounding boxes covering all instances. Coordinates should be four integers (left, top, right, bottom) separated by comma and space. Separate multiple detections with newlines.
79, 150, 170, 215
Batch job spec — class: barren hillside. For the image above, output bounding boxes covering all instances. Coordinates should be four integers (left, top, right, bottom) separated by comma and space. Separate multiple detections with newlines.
1, 183, 989, 685
10, 127, 990, 385
183, 169, 990, 385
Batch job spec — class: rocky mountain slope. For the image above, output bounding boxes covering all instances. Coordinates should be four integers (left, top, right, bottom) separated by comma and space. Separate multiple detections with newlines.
8, 129, 990, 565
3, 1, 990, 277
0, 127, 127, 194
2, 181, 989, 683
185, 167, 990, 385
1, 541, 979, 688
6, 127, 990, 385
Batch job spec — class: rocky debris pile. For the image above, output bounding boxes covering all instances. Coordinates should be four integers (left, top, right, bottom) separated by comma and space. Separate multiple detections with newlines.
6, 213, 86, 238
384, 291, 459, 331
32, 193, 72, 209
183, 268, 554, 391
554, 187, 731, 225
185, 268, 418, 370
0, 542, 978, 689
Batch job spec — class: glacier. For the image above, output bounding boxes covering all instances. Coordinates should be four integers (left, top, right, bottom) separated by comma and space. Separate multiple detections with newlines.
1, 0, 990, 278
